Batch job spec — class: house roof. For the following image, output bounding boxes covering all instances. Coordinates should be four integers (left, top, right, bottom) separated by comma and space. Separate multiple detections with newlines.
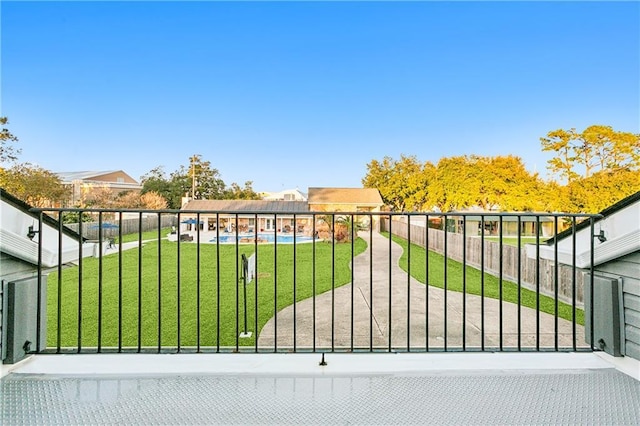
529, 190, 640, 268
262, 188, 308, 201
56, 170, 139, 184
0, 188, 81, 241
182, 199, 310, 213
57, 171, 119, 181
307, 187, 384, 205
1, 188, 85, 268
546, 190, 640, 245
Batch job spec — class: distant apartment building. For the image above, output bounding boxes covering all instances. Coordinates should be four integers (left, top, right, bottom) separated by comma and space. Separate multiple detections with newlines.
56, 170, 142, 206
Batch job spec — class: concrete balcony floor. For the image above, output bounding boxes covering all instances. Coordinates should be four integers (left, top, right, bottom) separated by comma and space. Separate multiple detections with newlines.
2, 352, 639, 425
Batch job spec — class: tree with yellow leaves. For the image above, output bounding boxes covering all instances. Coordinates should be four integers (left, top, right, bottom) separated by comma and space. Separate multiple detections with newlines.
541, 125, 640, 182
541, 125, 640, 212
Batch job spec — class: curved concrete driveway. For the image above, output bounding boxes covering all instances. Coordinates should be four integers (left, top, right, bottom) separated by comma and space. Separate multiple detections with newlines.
258, 231, 585, 350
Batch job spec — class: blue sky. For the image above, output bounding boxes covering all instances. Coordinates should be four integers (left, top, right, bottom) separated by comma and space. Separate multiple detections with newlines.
2, 1, 638, 193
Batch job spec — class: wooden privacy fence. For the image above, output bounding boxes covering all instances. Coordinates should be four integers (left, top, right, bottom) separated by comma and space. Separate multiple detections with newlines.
381, 218, 584, 306
64, 214, 177, 240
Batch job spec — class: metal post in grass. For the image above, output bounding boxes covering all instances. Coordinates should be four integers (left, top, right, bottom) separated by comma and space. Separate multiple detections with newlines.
239, 253, 252, 339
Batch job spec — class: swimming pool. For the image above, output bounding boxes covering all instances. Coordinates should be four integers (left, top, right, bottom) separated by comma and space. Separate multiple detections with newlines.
209, 233, 317, 244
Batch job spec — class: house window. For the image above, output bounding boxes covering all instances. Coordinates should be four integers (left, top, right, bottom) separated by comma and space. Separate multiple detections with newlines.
117, 177, 124, 183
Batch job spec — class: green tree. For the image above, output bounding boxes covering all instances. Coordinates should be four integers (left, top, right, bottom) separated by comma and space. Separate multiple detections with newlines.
541, 125, 640, 213
335, 214, 364, 243
61, 211, 93, 224
140, 166, 174, 206
563, 169, 640, 213
416, 155, 542, 212
82, 186, 117, 208
0, 119, 69, 207
477, 155, 544, 211
172, 154, 226, 201
224, 181, 260, 200
428, 156, 480, 212
0, 163, 70, 207
363, 155, 434, 211
404, 161, 436, 211
141, 156, 260, 208
0, 117, 20, 163
186, 154, 226, 200
541, 125, 640, 182
140, 191, 169, 209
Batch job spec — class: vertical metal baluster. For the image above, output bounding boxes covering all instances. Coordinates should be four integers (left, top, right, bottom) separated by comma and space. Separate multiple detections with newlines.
137, 212, 143, 353
157, 212, 162, 353
35, 212, 43, 352
407, 215, 411, 352
535, 216, 541, 351
589, 218, 596, 350
462, 215, 467, 352
294, 214, 298, 352
177, 213, 181, 353
77, 212, 83, 353
554, 215, 559, 351
517, 216, 522, 351
350, 213, 354, 352
444, 214, 448, 351
254, 213, 259, 353
235, 213, 240, 352
57, 212, 63, 353
425, 214, 430, 352
571, 217, 577, 351
388, 215, 392, 352
312, 214, 317, 353
499, 216, 504, 351
197, 212, 202, 352
369, 214, 373, 352
98, 211, 103, 353
118, 212, 123, 353
274, 213, 278, 352
331, 214, 335, 352
215, 213, 220, 352
480, 215, 484, 351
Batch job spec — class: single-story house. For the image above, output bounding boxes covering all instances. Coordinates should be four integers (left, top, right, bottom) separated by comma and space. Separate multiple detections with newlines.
180, 199, 313, 234
56, 170, 142, 206
178, 187, 385, 238
528, 191, 640, 363
447, 213, 557, 237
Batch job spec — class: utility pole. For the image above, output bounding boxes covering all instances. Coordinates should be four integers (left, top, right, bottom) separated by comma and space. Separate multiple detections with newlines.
190, 154, 199, 199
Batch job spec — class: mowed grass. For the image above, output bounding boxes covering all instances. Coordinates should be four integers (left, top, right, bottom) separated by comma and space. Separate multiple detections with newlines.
116, 227, 173, 244
387, 233, 584, 325
47, 238, 367, 349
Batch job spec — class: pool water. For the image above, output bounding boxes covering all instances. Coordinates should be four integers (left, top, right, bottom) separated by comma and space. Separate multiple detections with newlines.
209, 233, 316, 244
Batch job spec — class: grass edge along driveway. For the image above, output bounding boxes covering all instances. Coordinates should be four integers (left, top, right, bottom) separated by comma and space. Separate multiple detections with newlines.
386, 233, 584, 325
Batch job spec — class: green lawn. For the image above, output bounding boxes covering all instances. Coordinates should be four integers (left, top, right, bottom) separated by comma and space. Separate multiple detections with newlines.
47, 237, 367, 349
115, 227, 174, 244
386, 233, 583, 325
47, 230, 581, 351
